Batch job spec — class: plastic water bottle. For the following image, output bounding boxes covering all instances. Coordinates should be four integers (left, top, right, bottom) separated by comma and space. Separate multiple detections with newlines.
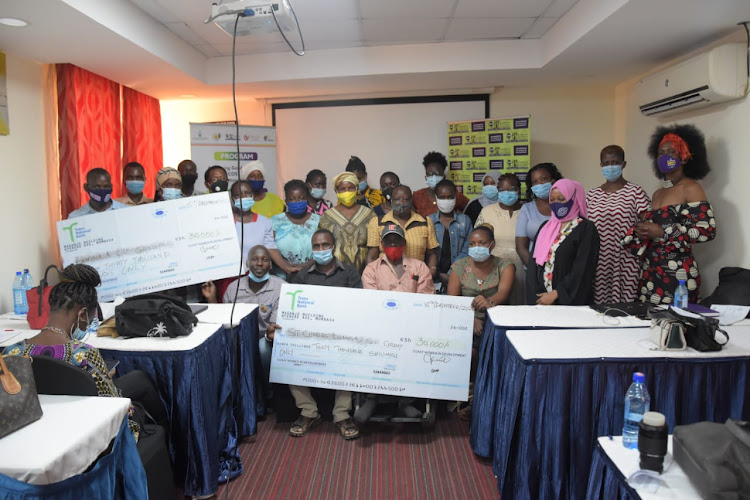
623, 372, 650, 449
673, 280, 688, 309
12, 271, 28, 315
22, 269, 33, 290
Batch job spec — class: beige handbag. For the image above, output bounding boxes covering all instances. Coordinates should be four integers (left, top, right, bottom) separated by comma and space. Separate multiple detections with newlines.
649, 317, 687, 351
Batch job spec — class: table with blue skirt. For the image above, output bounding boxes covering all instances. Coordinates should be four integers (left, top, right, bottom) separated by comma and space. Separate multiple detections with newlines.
492, 324, 750, 500
471, 306, 650, 458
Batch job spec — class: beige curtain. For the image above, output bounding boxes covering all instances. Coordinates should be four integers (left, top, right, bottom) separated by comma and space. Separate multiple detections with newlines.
43, 64, 62, 265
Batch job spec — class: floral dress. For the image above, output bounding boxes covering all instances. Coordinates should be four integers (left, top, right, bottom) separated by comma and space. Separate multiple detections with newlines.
451, 256, 513, 323
271, 212, 321, 265
623, 201, 716, 305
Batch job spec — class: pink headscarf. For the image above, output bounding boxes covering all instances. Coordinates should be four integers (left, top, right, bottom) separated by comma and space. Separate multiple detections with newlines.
532, 179, 588, 266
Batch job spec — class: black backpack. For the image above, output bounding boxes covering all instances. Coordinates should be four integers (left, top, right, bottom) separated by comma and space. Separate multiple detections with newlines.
701, 267, 750, 317
115, 293, 198, 338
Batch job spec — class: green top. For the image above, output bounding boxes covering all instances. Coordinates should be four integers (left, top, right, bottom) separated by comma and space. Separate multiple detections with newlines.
450, 256, 512, 319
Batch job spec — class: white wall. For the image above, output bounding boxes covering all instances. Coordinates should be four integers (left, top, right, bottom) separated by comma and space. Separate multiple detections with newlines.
160, 97, 268, 168
614, 65, 750, 297
0, 55, 53, 311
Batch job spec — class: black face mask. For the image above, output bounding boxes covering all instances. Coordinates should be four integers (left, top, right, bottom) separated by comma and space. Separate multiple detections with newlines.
181, 174, 198, 188
382, 187, 394, 201
209, 180, 229, 192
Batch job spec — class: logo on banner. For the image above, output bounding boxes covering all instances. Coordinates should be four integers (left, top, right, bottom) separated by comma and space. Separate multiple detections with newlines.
286, 289, 315, 310
383, 300, 399, 310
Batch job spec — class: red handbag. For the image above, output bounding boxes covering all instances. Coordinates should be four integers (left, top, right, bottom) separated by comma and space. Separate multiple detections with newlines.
26, 265, 60, 329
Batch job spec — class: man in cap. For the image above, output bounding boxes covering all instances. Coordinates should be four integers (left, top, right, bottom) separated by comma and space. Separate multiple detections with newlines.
362, 223, 435, 293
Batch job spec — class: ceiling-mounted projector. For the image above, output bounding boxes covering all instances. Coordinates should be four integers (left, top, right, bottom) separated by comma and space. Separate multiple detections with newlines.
208, 0, 297, 36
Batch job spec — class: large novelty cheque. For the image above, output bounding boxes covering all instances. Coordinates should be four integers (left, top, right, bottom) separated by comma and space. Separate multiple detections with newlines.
270, 284, 474, 401
57, 193, 240, 302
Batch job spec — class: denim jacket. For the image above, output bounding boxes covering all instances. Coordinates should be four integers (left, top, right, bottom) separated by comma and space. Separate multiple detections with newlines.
429, 211, 472, 267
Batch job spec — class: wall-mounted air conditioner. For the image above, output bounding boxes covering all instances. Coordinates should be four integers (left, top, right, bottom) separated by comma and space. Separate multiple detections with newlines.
636, 43, 748, 117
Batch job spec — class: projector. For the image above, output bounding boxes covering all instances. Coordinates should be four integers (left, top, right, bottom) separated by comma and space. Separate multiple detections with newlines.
209, 0, 297, 36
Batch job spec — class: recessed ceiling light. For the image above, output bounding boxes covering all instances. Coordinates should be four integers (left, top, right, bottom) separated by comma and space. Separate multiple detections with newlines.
0, 18, 29, 27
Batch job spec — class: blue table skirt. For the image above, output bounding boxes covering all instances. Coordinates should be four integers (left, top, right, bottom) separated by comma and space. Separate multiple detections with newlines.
233, 310, 262, 436
494, 344, 750, 500
101, 325, 234, 497
0, 418, 147, 500
585, 440, 639, 500
471, 320, 506, 457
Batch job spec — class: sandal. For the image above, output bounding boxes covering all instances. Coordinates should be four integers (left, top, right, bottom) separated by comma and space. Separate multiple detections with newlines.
289, 415, 321, 437
334, 418, 360, 440
457, 403, 473, 422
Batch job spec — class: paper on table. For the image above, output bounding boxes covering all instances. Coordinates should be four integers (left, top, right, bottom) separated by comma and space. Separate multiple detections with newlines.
0, 312, 28, 321
711, 304, 750, 326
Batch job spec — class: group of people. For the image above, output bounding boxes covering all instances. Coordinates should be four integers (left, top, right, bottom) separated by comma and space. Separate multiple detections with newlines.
55, 123, 717, 436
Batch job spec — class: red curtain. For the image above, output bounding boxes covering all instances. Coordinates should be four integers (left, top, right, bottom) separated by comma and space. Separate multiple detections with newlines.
56, 64, 121, 218
122, 87, 163, 199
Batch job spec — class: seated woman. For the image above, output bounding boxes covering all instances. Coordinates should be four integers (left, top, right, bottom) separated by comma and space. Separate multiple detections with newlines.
272, 179, 320, 277
3, 264, 167, 440
240, 160, 285, 218
526, 179, 600, 305
447, 224, 515, 420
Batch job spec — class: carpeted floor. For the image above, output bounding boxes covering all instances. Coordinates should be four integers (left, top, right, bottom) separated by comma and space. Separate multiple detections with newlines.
214, 412, 498, 500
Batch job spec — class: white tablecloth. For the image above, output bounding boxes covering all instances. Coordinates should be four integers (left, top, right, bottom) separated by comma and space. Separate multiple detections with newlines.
598, 436, 700, 499
487, 305, 650, 328
0, 395, 131, 485
507, 325, 750, 360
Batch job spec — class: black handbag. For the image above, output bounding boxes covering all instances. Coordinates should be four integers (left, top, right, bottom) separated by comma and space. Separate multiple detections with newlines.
674, 419, 750, 498
648, 306, 729, 352
0, 355, 43, 438
115, 293, 198, 338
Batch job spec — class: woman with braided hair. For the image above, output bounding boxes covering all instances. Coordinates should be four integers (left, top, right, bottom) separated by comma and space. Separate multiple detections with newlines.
4, 264, 167, 440
623, 124, 717, 305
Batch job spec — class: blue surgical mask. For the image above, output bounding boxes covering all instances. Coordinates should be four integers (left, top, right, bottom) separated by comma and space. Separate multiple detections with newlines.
249, 179, 265, 192
602, 164, 623, 182
550, 198, 575, 219
310, 188, 326, 200
468, 245, 492, 262
498, 190, 519, 206
287, 200, 309, 215
531, 182, 552, 199
162, 188, 182, 200
125, 180, 145, 195
426, 175, 444, 190
72, 311, 98, 341
249, 272, 270, 283
313, 249, 334, 265
234, 198, 255, 211
358, 180, 368, 192
482, 185, 499, 201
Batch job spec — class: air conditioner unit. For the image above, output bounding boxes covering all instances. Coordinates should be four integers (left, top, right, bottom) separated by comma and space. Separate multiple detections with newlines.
636, 43, 748, 117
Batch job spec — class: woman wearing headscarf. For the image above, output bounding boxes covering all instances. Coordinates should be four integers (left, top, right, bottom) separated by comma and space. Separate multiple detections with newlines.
515, 162, 563, 267
318, 172, 376, 272
526, 179, 600, 305
154, 167, 183, 201
463, 171, 501, 225
240, 160, 285, 218
623, 124, 716, 305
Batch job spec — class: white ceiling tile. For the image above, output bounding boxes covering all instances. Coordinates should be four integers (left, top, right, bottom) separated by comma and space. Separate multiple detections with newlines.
544, 0, 581, 18
290, 0, 360, 21
212, 41, 294, 56
363, 18, 449, 42
445, 18, 535, 40
521, 17, 558, 39
297, 19, 361, 42
454, 0, 553, 18
360, 0, 457, 19
305, 39, 364, 50
164, 22, 205, 45
192, 44, 223, 57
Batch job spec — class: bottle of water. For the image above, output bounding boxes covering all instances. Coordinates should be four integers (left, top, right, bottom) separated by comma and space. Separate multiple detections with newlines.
12, 271, 28, 315
623, 372, 650, 449
22, 269, 33, 290
673, 280, 688, 309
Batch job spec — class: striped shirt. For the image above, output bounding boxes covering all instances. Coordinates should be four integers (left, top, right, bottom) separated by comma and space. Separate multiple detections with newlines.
586, 182, 650, 304
366, 210, 439, 261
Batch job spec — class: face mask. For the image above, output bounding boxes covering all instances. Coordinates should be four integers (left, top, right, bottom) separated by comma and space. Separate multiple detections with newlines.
310, 187, 326, 200
249, 179, 265, 192
313, 249, 334, 265
287, 200, 309, 215
391, 201, 412, 214
162, 188, 182, 200
248, 271, 270, 283
358, 180, 368, 192
337, 191, 357, 207
181, 173, 198, 188
426, 175, 444, 190
88, 188, 112, 203
209, 180, 228, 193
383, 246, 405, 262
234, 198, 255, 211
601, 164, 623, 182
550, 198, 575, 219
498, 190, 519, 206
125, 180, 145, 195
531, 182, 552, 200
657, 154, 681, 174
71, 309, 97, 341
382, 187, 395, 201
482, 185, 499, 201
468, 245, 492, 262
436, 198, 456, 213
